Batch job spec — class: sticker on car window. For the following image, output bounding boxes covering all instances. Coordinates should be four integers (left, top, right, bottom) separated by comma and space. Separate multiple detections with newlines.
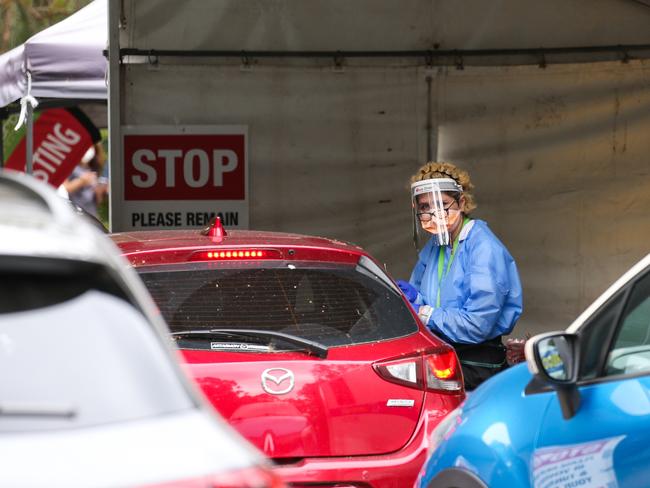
532, 435, 624, 488
210, 342, 270, 352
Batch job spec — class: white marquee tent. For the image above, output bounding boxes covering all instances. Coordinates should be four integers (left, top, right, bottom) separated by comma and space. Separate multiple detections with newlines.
0, 0, 106, 109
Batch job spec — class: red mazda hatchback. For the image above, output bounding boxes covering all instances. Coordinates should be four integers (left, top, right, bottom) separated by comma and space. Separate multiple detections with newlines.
111, 218, 465, 488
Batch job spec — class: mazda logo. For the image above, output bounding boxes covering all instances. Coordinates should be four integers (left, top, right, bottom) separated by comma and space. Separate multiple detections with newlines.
261, 368, 295, 395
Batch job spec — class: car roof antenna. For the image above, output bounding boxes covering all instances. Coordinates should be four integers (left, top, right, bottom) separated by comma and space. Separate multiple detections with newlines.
201, 216, 227, 243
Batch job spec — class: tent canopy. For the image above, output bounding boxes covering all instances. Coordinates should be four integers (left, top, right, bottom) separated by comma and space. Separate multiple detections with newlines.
0, 0, 107, 108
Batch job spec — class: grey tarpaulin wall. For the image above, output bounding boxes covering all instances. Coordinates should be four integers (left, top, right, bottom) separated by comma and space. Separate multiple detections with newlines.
109, 0, 650, 338
0, 0, 107, 169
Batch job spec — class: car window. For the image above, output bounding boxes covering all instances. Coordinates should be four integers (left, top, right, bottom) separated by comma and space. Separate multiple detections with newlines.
138, 261, 419, 348
605, 271, 650, 376
0, 259, 194, 433
0, 258, 129, 313
578, 291, 625, 380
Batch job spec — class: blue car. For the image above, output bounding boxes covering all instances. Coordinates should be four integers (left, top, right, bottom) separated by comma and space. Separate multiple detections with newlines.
416, 253, 650, 488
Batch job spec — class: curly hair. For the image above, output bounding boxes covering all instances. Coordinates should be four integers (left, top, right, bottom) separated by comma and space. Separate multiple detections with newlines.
410, 161, 477, 214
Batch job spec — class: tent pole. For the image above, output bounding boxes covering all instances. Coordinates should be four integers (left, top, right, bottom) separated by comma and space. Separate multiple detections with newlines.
0, 115, 4, 168
425, 75, 433, 161
107, 0, 123, 232
26, 103, 34, 174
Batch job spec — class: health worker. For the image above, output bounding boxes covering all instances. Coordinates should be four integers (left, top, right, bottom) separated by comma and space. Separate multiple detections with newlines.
397, 161, 523, 390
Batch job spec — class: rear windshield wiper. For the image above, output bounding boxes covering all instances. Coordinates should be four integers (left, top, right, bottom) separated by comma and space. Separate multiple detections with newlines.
171, 328, 329, 359
0, 402, 76, 418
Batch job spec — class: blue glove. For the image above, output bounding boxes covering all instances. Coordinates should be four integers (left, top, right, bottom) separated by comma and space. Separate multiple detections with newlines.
396, 280, 418, 304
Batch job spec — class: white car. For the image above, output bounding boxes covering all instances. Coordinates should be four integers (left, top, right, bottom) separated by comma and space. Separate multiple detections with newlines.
0, 170, 284, 488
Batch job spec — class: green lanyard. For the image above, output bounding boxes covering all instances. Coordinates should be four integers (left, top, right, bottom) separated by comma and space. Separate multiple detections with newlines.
436, 217, 470, 308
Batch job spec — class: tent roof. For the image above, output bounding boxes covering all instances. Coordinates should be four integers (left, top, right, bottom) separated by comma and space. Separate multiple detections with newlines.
0, 0, 107, 108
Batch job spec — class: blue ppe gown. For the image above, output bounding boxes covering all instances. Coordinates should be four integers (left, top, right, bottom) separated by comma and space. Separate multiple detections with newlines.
409, 219, 523, 344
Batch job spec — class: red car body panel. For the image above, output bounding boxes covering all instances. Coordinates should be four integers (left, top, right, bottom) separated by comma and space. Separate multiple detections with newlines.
111, 230, 362, 265
113, 228, 465, 487
181, 334, 458, 458
275, 392, 451, 488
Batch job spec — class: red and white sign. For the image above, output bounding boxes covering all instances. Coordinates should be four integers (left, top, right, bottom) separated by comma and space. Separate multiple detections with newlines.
117, 126, 248, 231
5, 108, 97, 187
124, 133, 245, 200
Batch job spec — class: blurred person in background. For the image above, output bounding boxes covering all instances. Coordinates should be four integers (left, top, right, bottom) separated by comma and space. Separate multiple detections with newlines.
60, 141, 107, 218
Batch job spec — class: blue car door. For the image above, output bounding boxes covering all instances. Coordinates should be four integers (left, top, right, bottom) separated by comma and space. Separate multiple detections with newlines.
532, 268, 650, 488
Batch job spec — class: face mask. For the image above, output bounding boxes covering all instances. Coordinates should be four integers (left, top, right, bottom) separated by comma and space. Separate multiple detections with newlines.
445, 206, 462, 231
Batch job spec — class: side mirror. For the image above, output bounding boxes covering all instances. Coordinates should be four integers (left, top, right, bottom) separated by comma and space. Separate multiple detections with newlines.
525, 332, 581, 420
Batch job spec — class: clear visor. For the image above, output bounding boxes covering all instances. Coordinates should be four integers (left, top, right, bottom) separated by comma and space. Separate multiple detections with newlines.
411, 178, 463, 248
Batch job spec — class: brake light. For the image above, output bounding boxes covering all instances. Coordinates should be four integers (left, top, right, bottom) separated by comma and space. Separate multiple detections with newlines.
425, 349, 462, 392
208, 250, 264, 259
374, 347, 463, 393
141, 465, 286, 488
191, 249, 281, 261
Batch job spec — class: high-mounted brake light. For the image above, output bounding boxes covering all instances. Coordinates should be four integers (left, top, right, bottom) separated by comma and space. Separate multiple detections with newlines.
206, 250, 265, 259
374, 347, 463, 393
191, 249, 281, 261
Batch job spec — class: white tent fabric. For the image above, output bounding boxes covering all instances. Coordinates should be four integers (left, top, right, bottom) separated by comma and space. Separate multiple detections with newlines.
0, 0, 107, 108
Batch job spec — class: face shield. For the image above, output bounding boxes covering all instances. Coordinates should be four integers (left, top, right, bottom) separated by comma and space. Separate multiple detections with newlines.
411, 178, 463, 248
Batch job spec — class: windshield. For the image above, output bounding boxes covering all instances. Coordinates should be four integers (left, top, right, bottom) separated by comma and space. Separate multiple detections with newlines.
138, 260, 418, 349
0, 258, 193, 433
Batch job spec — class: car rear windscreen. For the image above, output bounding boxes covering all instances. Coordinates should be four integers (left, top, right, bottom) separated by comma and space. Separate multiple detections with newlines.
138, 260, 419, 348
0, 258, 193, 432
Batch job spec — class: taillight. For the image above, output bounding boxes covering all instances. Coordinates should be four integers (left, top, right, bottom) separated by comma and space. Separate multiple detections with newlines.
374, 356, 422, 389
374, 347, 463, 393
141, 466, 286, 488
424, 349, 462, 392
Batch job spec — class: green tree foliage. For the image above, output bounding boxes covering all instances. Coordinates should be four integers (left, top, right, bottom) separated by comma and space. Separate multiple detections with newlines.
2, 113, 25, 156
1, 0, 92, 53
